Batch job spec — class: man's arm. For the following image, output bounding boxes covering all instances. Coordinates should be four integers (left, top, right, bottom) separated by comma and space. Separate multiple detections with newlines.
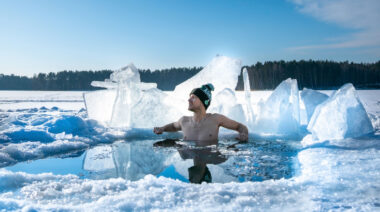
153, 117, 182, 134
217, 114, 248, 142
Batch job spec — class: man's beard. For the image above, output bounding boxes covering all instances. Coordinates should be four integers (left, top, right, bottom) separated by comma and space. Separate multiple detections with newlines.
188, 104, 196, 112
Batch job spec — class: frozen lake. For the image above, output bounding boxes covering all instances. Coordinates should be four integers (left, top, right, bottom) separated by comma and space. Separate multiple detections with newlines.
0, 90, 380, 211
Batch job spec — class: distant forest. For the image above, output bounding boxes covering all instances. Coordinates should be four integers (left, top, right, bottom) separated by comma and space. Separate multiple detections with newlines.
1, 60, 379, 91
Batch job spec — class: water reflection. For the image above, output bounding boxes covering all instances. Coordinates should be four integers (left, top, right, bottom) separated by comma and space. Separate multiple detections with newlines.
177, 146, 227, 184
79, 138, 299, 183
83, 139, 229, 183
83, 140, 166, 180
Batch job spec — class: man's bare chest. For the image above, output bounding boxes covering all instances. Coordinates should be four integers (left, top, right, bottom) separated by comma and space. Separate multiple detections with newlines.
181, 117, 219, 141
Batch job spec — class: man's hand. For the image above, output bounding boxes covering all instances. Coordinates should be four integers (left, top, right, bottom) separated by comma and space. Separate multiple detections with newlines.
153, 127, 164, 135
236, 132, 248, 142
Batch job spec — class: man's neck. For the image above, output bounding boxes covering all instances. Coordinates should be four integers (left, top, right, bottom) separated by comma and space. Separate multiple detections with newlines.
192, 110, 207, 122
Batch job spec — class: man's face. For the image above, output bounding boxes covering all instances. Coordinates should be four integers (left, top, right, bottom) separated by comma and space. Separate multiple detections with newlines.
188, 94, 203, 111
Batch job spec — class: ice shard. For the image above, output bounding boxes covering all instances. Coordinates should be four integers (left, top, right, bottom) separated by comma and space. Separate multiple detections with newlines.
208, 88, 246, 124
83, 63, 158, 128
130, 88, 182, 128
252, 78, 300, 137
83, 90, 116, 124
111, 63, 141, 84
242, 67, 255, 127
300, 89, 328, 125
307, 83, 374, 141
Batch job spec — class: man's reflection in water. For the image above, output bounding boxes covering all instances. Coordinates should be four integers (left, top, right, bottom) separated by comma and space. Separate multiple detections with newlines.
154, 139, 227, 184
83, 139, 228, 183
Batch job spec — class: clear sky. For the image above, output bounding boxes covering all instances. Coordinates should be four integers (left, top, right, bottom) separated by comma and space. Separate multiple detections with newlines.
1, 0, 379, 76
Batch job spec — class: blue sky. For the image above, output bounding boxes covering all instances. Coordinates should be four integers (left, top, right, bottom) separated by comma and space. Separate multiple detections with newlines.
1, 0, 379, 76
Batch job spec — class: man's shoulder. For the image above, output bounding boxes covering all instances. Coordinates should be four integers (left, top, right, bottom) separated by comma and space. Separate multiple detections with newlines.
179, 116, 192, 122
207, 113, 233, 124
207, 113, 224, 119
205, 113, 225, 122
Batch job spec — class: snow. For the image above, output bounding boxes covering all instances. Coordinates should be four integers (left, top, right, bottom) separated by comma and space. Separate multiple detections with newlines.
0, 90, 84, 110
0, 170, 319, 211
0, 55, 379, 210
0, 105, 170, 168
1, 139, 380, 211
0, 88, 379, 211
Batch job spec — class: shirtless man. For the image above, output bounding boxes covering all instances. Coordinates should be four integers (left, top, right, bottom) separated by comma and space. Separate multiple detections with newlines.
153, 83, 248, 146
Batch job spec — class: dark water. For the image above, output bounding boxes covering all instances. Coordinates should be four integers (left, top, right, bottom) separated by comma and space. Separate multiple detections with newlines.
5, 139, 301, 184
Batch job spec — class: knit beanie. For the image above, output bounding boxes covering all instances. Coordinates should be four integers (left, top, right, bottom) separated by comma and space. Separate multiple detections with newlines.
190, 83, 214, 110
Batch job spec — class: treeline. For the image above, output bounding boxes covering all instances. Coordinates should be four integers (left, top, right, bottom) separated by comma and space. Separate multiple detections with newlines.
140, 67, 202, 90
0, 60, 379, 91
236, 60, 380, 90
0, 71, 112, 91
0, 68, 202, 91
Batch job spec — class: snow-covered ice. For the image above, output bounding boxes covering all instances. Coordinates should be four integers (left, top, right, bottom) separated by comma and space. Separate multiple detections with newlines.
1, 56, 380, 211
1, 87, 379, 211
1, 137, 379, 211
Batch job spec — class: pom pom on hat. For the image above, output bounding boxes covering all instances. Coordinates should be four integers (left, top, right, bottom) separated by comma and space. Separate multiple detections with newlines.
202, 83, 214, 92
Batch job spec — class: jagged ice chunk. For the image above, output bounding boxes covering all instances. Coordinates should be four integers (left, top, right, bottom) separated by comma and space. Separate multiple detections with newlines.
307, 83, 374, 141
300, 89, 329, 125
252, 78, 300, 137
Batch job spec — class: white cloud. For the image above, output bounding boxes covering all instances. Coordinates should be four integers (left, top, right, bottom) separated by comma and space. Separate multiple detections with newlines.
289, 0, 380, 50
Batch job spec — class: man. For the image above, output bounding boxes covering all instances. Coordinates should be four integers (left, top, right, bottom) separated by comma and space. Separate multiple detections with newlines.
153, 83, 248, 146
